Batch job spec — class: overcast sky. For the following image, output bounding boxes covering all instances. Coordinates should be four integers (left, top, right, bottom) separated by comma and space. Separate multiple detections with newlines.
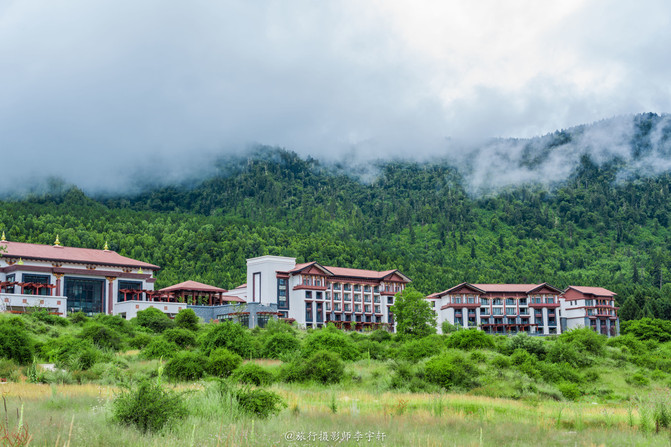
1, 0, 670, 192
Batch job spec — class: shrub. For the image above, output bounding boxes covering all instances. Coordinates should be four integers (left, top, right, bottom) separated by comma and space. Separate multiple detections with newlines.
140, 338, 180, 360
546, 341, 592, 368
162, 328, 197, 348
0, 321, 34, 364
235, 388, 286, 419
92, 314, 135, 335
557, 382, 582, 401
232, 363, 273, 386
622, 318, 671, 342
128, 333, 153, 349
559, 328, 606, 356
42, 335, 99, 370
491, 355, 511, 369
301, 350, 344, 384
165, 351, 208, 381
68, 312, 89, 325
134, 307, 175, 333
207, 348, 243, 378
302, 326, 360, 361
262, 332, 301, 359
80, 323, 124, 351
469, 351, 487, 363
0, 358, 19, 380
29, 309, 69, 326
425, 351, 479, 390
174, 309, 200, 331
112, 381, 188, 432
626, 372, 650, 387
505, 333, 547, 359
396, 336, 443, 363
357, 339, 388, 360
441, 321, 458, 334
199, 320, 256, 358
445, 329, 495, 350
369, 329, 392, 343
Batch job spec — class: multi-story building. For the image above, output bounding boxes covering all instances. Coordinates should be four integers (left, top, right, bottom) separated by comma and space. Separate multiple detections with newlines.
428, 283, 563, 335
0, 235, 159, 317
244, 256, 410, 330
560, 286, 619, 336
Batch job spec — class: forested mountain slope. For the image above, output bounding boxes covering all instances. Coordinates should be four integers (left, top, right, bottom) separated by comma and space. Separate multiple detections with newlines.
2, 114, 671, 321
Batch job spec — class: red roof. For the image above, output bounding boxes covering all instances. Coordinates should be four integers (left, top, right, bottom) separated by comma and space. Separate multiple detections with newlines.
287, 261, 410, 282
220, 295, 246, 303
160, 280, 227, 293
0, 240, 159, 269
566, 286, 616, 297
472, 284, 550, 293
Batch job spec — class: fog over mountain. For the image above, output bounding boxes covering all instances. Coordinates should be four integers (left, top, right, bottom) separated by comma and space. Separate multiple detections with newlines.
1, 1, 671, 194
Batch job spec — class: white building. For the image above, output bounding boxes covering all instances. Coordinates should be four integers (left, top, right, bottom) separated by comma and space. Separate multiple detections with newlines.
244, 256, 410, 330
428, 283, 563, 335
0, 235, 159, 317
560, 286, 620, 336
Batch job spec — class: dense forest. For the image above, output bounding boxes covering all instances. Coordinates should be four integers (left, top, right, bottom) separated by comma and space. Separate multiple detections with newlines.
2, 114, 671, 321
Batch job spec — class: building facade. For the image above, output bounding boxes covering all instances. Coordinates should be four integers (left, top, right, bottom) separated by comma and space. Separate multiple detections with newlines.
560, 286, 620, 336
244, 256, 410, 330
0, 237, 159, 317
428, 283, 563, 335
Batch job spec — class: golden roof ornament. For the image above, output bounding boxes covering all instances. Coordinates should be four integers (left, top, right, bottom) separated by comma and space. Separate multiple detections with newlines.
104, 241, 109, 251
54, 234, 61, 246
17, 258, 23, 265
1, 231, 5, 242
138, 268, 143, 274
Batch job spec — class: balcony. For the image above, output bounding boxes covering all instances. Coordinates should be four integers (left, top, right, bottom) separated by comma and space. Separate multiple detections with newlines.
529, 301, 560, 309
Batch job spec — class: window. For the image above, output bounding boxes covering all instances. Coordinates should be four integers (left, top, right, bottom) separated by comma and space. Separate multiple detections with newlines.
252, 272, 261, 302
344, 303, 351, 312
316, 291, 323, 300
364, 294, 371, 303
480, 298, 489, 305
334, 292, 340, 301
480, 307, 489, 315
344, 293, 351, 302
257, 314, 271, 328
5, 274, 14, 293
64, 277, 104, 314
333, 283, 342, 291
118, 280, 142, 302
238, 314, 250, 328
374, 305, 380, 314
278, 278, 288, 309
506, 307, 516, 315
365, 305, 371, 313
23, 274, 51, 295
354, 285, 361, 292
306, 302, 313, 322
344, 284, 351, 291
545, 297, 555, 304
519, 298, 527, 306
453, 297, 462, 304
493, 299, 502, 305
506, 298, 515, 305
364, 285, 371, 292
305, 291, 312, 299
493, 308, 503, 315
467, 295, 476, 304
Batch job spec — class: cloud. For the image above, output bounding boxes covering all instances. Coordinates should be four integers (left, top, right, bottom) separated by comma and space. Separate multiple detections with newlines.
0, 1, 670, 193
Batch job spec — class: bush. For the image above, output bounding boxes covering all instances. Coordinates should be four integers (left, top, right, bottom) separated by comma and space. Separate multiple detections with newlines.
302, 325, 360, 361
42, 335, 99, 370
235, 388, 286, 419
425, 351, 479, 390
505, 333, 547, 359
232, 363, 273, 386
162, 328, 197, 348
174, 309, 200, 331
357, 339, 388, 360
80, 323, 124, 351
396, 336, 443, 363
68, 312, 89, 325
134, 307, 175, 333
369, 329, 392, 343
559, 328, 606, 356
112, 381, 188, 432
262, 332, 301, 359
301, 350, 344, 384
128, 333, 153, 349
207, 348, 243, 378
469, 351, 487, 363
626, 372, 650, 387
199, 321, 256, 358
441, 321, 458, 334
445, 329, 495, 350
165, 351, 208, 381
491, 355, 511, 369
546, 341, 592, 368
140, 338, 180, 360
557, 382, 582, 401
29, 309, 69, 326
92, 314, 135, 335
0, 320, 34, 364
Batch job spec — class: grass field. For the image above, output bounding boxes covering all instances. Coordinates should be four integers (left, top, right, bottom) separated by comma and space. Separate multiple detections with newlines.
2, 368, 671, 447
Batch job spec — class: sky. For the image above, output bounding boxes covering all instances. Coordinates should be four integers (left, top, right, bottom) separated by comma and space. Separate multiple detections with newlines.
1, 0, 670, 192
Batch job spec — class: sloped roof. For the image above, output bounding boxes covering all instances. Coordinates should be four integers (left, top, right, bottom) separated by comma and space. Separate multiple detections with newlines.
0, 240, 159, 269
472, 284, 546, 293
566, 286, 616, 297
325, 266, 410, 282
159, 280, 227, 293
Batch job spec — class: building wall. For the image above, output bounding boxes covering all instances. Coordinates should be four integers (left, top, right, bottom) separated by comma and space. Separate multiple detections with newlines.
246, 256, 296, 306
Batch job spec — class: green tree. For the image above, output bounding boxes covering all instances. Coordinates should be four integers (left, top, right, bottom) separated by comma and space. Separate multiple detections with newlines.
390, 287, 436, 337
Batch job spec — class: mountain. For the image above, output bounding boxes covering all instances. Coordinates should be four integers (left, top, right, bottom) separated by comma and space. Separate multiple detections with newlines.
2, 113, 671, 321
